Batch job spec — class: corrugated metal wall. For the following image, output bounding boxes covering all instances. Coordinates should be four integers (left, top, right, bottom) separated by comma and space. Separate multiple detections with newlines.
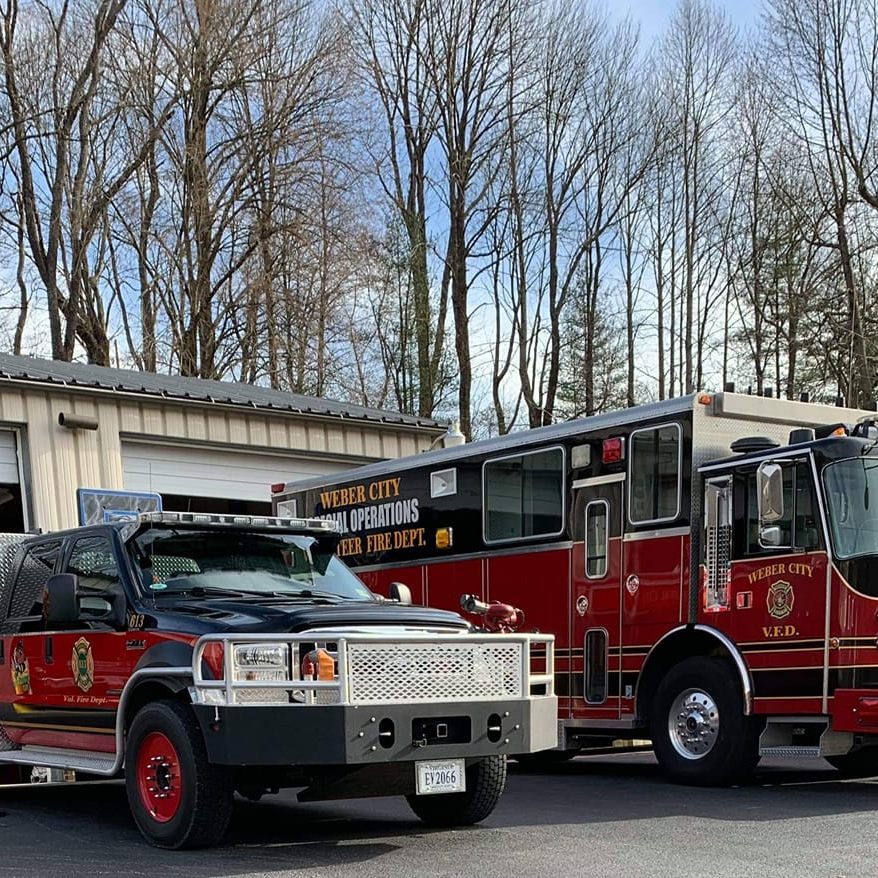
121, 440, 354, 501
0, 385, 433, 531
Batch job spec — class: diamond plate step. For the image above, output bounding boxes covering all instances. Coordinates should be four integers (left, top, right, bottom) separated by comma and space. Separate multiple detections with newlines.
759, 745, 822, 759
0, 745, 118, 775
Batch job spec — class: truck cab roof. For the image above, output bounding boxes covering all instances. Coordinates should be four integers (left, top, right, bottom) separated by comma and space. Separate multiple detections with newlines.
701, 433, 874, 474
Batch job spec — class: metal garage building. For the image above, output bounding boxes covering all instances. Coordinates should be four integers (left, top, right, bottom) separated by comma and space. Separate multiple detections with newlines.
0, 353, 442, 532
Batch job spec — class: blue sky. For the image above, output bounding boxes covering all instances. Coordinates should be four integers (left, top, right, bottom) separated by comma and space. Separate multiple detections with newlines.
623, 0, 762, 38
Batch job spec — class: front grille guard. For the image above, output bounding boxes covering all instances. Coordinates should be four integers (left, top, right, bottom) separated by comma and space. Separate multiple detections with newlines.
191, 631, 554, 707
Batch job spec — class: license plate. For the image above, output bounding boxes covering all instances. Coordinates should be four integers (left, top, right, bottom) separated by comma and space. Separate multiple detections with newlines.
415, 759, 466, 795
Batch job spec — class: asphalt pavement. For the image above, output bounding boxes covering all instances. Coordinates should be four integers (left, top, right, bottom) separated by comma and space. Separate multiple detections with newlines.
0, 753, 873, 878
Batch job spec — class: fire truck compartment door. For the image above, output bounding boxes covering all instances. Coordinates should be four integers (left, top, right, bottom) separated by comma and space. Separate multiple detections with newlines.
572, 477, 624, 720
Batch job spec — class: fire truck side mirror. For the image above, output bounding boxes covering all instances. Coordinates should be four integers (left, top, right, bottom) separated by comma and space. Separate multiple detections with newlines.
44, 574, 80, 625
757, 462, 785, 523
759, 525, 783, 548
389, 582, 412, 605
44, 575, 126, 629
757, 461, 791, 549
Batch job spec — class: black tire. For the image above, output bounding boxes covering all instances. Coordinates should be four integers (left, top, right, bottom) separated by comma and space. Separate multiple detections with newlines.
406, 756, 507, 826
126, 699, 234, 849
650, 657, 760, 786
826, 748, 878, 778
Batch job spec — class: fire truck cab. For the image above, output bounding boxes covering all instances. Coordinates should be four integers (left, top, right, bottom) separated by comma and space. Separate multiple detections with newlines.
274, 391, 878, 785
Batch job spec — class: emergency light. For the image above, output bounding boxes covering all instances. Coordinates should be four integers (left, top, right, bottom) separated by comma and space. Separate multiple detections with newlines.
602, 437, 624, 464
137, 510, 341, 534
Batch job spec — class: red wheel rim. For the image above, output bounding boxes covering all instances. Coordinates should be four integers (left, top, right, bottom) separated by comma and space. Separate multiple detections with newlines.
136, 731, 182, 823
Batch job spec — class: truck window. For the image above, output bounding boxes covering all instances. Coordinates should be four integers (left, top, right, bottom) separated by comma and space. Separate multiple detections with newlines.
484, 447, 564, 543
629, 423, 681, 525
130, 528, 374, 601
584, 629, 608, 703
740, 462, 819, 555
585, 501, 608, 578
824, 458, 878, 559
67, 536, 121, 593
6, 540, 61, 629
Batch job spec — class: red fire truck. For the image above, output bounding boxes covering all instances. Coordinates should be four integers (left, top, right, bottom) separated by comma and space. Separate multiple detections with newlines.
274, 391, 878, 785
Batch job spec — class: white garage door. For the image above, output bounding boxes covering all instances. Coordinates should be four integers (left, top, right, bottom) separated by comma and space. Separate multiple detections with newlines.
122, 441, 350, 503
0, 430, 19, 484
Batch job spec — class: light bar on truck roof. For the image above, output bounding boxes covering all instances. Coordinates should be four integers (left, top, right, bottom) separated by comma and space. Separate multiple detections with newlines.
137, 511, 341, 534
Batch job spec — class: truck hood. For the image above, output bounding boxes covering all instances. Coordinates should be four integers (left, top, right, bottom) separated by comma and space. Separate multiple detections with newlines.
152, 597, 470, 634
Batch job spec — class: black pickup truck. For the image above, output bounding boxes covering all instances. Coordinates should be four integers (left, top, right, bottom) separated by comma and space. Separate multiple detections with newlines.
0, 512, 556, 848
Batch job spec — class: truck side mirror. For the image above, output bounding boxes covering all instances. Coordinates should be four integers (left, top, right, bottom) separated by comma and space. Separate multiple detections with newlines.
389, 582, 412, 605
44, 575, 127, 629
760, 525, 783, 547
757, 462, 784, 522
80, 583, 127, 629
757, 462, 790, 548
44, 574, 79, 625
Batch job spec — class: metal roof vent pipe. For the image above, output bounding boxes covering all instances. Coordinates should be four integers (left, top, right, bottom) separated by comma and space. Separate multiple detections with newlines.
444, 422, 466, 447
58, 412, 99, 431
431, 421, 466, 450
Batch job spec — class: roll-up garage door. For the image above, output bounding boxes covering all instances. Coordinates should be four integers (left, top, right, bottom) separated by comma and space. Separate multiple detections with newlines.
121, 441, 350, 503
0, 430, 25, 532
0, 431, 19, 484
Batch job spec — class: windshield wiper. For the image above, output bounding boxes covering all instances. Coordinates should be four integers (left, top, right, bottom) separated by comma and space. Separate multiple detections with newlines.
263, 588, 343, 603
158, 585, 344, 603
159, 586, 264, 599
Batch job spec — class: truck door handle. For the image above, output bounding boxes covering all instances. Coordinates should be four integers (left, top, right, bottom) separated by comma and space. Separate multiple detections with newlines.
44, 637, 53, 664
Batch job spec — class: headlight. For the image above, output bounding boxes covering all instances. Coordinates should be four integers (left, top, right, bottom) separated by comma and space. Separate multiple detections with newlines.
233, 643, 289, 686
234, 644, 289, 668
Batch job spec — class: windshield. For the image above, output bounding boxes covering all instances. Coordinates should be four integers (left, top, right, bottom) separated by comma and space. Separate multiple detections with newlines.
822, 458, 878, 560
129, 528, 374, 602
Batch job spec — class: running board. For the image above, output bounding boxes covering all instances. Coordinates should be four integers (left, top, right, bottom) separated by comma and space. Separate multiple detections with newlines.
759, 717, 853, 759
0, 745, 118, 775
760, 745, 822, 759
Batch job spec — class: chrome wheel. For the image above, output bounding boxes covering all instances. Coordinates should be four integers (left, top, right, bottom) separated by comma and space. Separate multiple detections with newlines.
668, 687, 719, 760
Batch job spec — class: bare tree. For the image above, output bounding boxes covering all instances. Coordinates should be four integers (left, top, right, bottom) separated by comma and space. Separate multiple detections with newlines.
348, 0, 452, 418
496, 2, 650, 426
0, 0, 175, 363
655, 0, 737, 393
421, 0, 521, 438
768, 0, 876, 404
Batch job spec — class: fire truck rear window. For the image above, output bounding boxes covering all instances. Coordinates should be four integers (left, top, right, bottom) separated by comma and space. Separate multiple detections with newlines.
629, 424, 681, 524
484, 448, 564, 543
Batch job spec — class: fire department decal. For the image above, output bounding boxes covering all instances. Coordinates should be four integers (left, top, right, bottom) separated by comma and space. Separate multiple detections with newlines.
70, 637, 94, 692
767, 580, 795, 620
11, 640, 30, 695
